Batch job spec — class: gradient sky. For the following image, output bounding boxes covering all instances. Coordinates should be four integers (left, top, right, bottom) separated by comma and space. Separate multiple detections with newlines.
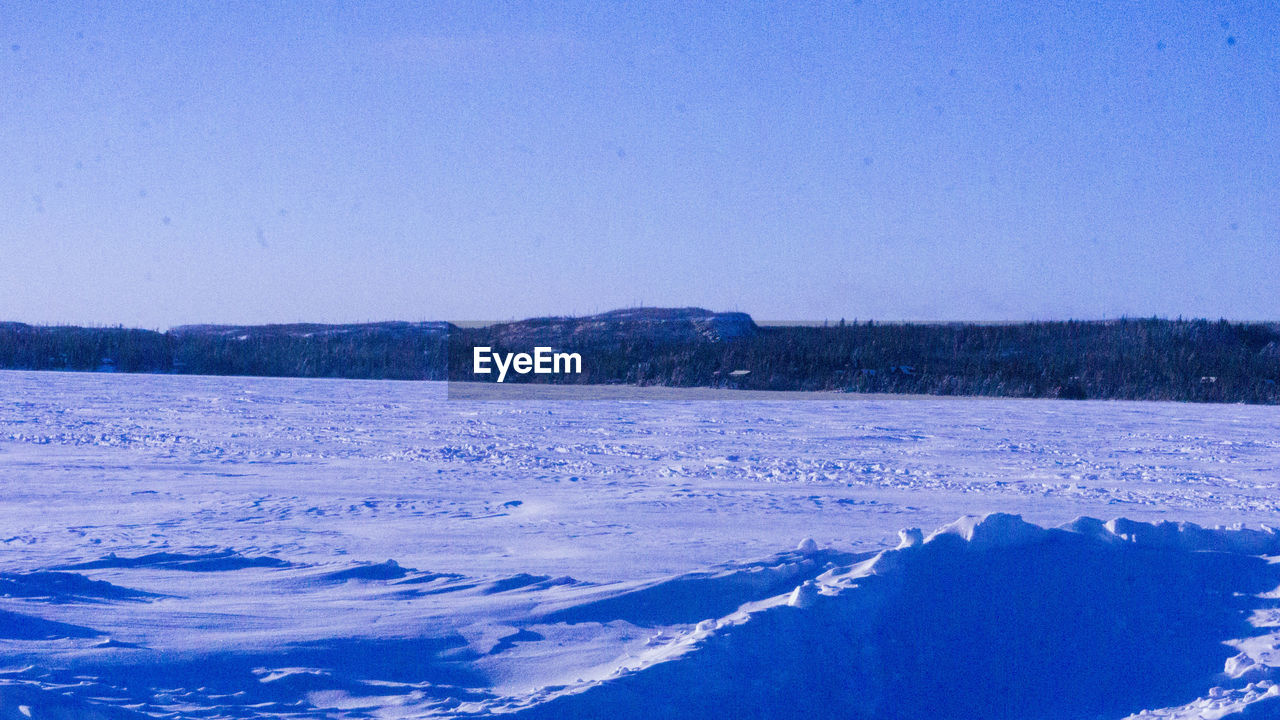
3, 1, 1278, 328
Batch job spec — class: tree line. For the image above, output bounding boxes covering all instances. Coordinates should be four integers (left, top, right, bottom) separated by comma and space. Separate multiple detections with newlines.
2, 317, 1278, 404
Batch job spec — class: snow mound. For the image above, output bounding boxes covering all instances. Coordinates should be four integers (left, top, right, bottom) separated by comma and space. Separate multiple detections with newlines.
510, 514, 1280, 719
896, 527, 923, 548
923, 511, 1048, 549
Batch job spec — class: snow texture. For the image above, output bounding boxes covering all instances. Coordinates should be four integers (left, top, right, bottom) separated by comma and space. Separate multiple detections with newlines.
3, 370, 1280, 718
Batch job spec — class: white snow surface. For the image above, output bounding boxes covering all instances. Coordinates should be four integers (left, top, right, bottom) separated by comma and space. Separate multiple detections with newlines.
2, 370, 1280, 718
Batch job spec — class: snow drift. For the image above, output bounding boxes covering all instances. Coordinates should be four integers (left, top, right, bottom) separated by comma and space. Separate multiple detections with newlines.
507, 514, 1280, 720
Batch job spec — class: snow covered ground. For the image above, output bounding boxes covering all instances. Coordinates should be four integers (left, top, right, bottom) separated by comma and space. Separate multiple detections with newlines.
2, 370, 1280, 718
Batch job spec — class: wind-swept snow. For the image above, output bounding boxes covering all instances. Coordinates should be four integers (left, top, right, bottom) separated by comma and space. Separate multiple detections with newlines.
512, 514, 1280, 719
3, 371, 1280, 718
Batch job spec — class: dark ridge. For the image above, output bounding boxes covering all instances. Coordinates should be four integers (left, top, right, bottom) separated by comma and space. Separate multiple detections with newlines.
1, 310, 1278, 403
481, 307, 757, 346
479, 573, 579, 595
316, 560, 412, 583
489, 628, 545, 655
58, 549, 291, 572
0, 608, 101, 639
168, 321, 453, 338
0, 571, 156, 603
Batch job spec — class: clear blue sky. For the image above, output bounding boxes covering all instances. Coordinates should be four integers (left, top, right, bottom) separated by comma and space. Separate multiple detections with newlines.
3, 1, 1277, 328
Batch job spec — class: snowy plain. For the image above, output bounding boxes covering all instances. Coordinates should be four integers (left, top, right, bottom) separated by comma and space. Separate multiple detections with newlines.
2, 370, 1280, 718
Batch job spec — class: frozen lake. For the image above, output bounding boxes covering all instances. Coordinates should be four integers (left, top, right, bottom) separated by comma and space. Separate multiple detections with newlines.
2, 370, 1280, 718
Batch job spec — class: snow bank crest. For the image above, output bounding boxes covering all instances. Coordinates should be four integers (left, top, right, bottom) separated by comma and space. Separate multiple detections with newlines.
914, 512, 1280, 556
923, 512, 1047, 549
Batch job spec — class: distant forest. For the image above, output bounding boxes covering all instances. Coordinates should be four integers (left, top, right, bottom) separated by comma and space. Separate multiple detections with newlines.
2, 312, 1278, 404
